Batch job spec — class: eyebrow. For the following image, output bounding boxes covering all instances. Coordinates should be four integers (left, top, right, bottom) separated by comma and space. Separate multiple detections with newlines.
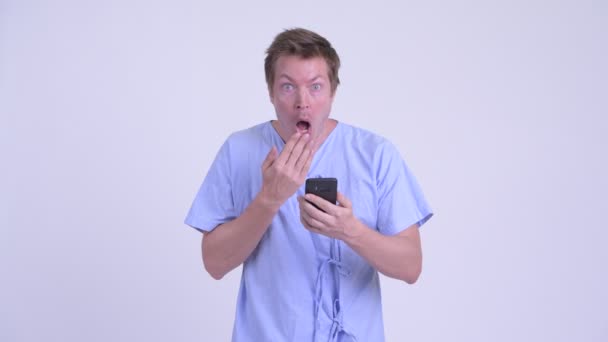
277, 74, 325, 83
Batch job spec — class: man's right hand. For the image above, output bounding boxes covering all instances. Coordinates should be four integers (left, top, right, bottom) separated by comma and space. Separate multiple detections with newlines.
258, 132, 316, 209
202, 131, 315, 279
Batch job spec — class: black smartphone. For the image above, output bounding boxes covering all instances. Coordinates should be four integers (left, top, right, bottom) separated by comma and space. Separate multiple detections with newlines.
305, 178, 337, 211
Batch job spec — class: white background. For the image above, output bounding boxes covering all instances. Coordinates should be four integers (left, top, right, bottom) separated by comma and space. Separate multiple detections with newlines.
2, 0, 607, 341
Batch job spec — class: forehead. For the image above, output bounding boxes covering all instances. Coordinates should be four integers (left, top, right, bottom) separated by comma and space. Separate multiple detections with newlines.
274, 55, 329, 81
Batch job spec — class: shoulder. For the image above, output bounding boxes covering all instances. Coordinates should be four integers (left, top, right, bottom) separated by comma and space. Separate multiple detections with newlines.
226, 122, 270, 144
336, 122, 398, 158
220, 121, 272, 152
337, 122, 385, 143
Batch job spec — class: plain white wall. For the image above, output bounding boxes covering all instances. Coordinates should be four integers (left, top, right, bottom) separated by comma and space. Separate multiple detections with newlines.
2, 0, 607, 341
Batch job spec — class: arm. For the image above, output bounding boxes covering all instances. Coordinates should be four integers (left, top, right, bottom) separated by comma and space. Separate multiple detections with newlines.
202, 193, 280, 280
298, 192, 422, 283
202, 132, 315, 280
343, 221, 421, 283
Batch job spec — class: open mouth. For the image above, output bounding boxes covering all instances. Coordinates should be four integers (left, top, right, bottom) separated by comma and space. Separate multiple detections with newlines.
296, 120, 310, 133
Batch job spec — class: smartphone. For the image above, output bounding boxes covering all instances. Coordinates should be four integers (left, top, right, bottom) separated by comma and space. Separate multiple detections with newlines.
305, 177, 337, 211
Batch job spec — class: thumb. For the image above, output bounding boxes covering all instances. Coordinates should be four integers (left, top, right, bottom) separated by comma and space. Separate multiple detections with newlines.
262, 146, 278, 171
337, 191, 352, 208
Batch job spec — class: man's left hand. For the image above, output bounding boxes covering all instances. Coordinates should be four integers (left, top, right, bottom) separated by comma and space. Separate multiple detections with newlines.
297, 192, 361, 240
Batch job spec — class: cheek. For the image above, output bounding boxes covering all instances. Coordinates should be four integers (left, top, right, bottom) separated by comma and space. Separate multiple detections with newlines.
316, 97, 333, 114
312, 91, 332, 104
274, 94, 293, 108
274, 102, 291, 117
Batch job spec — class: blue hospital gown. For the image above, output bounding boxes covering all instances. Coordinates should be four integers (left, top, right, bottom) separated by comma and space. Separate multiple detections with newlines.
185, 121, 433, 341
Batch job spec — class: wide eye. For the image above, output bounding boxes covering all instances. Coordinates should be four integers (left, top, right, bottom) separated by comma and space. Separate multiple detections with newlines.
311, 83, 322, 91
281, 83, 294, 92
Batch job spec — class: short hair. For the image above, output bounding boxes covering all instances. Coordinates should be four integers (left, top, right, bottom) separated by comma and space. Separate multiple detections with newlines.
265, 28, 341, 94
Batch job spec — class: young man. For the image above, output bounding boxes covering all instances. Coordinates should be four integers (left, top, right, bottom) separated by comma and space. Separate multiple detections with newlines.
185, 28, 432, 342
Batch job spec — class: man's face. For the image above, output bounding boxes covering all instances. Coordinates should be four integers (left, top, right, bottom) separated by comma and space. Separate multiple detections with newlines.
269, 55, 335, 142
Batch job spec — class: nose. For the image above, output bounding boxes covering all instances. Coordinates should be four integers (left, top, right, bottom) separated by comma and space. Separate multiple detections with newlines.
295, 88, 310, 110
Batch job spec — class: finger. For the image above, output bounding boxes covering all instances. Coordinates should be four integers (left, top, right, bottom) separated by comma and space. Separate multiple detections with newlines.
275, 132, 301, 165
262, 146, 278, 171
336, 192, 352, 208
294, 137, 314, 171
299, 140, 317, 178
299, 196, 320, 219
297, 142, 316, 177
298, 197, 315, 228
286, 133, 310, 166
297, 195, 306, 211
300, 207, 313, 228
299, 206, 320, 231
304, 193, 334, 218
